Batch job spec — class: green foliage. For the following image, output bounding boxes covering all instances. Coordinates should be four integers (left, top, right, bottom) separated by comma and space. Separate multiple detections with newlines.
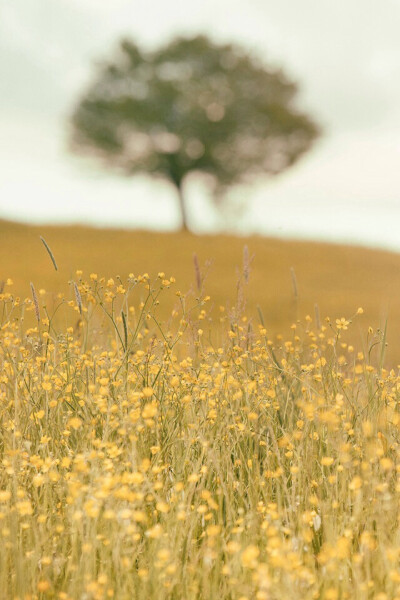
70, 35, 320, 229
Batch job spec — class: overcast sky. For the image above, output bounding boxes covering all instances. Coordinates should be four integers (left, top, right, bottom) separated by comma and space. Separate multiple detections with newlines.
1, 0, 400, 248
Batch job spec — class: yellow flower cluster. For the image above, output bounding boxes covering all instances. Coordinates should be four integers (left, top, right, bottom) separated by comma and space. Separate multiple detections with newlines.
0, 274, 399, 599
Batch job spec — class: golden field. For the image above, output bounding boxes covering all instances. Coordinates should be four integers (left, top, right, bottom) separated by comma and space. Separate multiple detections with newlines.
2, 218, 400, 363
1, 262, 400, 599
2, 220, 400, 598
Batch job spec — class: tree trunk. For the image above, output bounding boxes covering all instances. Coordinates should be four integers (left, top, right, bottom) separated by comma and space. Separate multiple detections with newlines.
177, 183, 189, 232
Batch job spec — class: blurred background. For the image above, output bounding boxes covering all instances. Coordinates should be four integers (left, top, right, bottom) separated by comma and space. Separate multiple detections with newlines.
2, 0, 400, 365
1, 0, 400, 248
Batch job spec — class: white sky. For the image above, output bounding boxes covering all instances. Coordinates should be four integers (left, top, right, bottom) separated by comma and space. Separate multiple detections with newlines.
1, 0, 400, 248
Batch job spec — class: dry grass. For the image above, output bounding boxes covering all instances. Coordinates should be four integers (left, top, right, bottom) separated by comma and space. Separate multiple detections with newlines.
1, 266, 400, 599
1, 218, 400, 362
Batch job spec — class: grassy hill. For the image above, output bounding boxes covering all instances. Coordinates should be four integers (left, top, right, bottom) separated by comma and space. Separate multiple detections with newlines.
2, 223, 400, 598
1, 218, 400, 363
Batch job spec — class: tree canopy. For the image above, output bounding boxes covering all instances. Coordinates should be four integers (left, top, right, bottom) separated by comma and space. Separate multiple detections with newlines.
70, 35, 320, 230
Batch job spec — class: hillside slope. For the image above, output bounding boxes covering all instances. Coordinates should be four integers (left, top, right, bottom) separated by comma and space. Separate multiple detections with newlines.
1, 219, 399, 362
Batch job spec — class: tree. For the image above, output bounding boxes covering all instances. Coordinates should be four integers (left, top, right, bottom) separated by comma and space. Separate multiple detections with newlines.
69, 35, 320, 231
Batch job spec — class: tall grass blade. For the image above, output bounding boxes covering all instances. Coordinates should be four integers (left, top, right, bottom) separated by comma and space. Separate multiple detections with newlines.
40, 236, 58, 271
379, 317, 388, 370
290, 266, 298, 299
243, 245, 250, 284
121, 310, 128, 351
30, 282, 40, 322
73, 282, 82, 315
193, 253, 201, 291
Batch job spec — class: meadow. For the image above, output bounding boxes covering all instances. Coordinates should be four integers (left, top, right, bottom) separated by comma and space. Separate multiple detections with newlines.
2, 221, 400, 598
2, 218, 400, 364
